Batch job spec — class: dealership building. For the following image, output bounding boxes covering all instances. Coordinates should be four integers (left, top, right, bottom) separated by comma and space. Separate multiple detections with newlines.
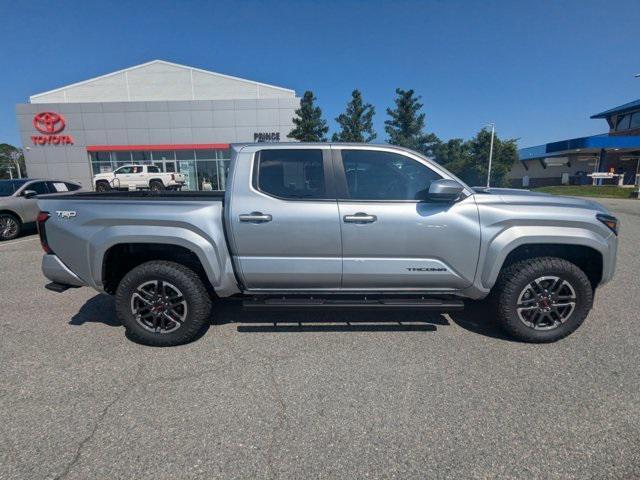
510, 99, 640, 188
16, 60, 300, 190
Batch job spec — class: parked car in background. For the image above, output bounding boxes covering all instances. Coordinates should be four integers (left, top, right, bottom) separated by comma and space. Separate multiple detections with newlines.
0, 179, 82, 241
93, 165, 185, 192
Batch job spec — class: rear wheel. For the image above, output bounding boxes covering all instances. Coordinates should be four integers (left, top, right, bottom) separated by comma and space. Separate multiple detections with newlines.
0, 213, 21, 241
115, 261, 212, 346
149, 180, 165, 192
494, 257, 593, 343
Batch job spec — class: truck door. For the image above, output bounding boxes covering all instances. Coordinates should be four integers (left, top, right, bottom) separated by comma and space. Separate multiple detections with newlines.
333, 147, 480, 291
228, 147, 342, 290
112, 166, 133, 189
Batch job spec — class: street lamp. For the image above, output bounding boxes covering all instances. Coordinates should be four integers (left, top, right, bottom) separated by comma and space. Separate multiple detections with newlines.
484, 123, 496, 188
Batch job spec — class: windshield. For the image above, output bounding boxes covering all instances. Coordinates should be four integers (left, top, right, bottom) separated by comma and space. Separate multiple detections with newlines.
0, 180, 29, 197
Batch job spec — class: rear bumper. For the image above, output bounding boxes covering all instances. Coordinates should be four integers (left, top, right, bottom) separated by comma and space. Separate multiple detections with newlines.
42, 255, 86, 287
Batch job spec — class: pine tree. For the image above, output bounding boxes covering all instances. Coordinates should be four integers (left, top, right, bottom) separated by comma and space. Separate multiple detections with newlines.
287, 91, 329, 142
331, 89, 376, 142
384, 88, 439, 156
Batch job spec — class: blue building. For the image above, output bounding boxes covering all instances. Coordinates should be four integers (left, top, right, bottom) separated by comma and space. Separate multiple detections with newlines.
509, 99, 640, 187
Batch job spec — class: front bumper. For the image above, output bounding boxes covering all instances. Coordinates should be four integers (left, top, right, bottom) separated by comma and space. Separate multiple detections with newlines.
599, 233, 618, 286
42, 255, 86, 287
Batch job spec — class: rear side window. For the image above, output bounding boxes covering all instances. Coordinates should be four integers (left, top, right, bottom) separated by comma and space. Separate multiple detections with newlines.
65, 183, 81, 191
255, 149, 326, 199
340, 150, 442, 201
47, 182, 70, 193
147, 166, 160, 173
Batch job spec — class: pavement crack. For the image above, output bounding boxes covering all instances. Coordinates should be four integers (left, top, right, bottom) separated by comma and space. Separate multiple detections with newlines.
53, 363, 144, 480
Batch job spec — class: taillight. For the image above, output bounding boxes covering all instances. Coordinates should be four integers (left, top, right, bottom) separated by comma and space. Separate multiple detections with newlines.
36, 211, 53, 254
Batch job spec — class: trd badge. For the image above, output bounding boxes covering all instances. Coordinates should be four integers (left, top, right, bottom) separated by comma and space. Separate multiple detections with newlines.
56, 211, 77, 219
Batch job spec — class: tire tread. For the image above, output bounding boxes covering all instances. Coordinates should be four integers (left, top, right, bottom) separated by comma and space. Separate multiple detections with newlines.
494, 256, 593, 343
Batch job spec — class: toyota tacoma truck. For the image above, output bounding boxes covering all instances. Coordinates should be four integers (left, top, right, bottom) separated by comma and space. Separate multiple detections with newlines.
37, 143, 618, 346
93, 164, 185, 192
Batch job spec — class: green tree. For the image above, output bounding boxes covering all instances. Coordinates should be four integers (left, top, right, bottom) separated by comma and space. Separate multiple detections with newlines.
433, 129, 518, 187
288, 90, 329, 142
0, 144, 26, 179
332, 89, 376, 142
384, 88, 439, 156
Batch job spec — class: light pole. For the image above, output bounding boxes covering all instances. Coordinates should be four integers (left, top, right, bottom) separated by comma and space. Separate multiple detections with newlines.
484, 123, 495, 188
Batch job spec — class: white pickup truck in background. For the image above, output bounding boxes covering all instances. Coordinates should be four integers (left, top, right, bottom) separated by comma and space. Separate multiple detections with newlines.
93, 165, 186, 192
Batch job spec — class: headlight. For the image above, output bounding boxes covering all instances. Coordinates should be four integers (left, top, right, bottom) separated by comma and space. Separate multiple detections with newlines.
596, 213, 619, 236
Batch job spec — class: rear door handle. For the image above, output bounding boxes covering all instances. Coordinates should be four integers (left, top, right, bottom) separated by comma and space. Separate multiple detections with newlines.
239, 212, 273, 223
343, 213, 377, 224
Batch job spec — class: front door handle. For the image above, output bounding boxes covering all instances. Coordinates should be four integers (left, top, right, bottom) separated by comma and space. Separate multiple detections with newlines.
239, 212, 273, 223
343, 212, 377, 224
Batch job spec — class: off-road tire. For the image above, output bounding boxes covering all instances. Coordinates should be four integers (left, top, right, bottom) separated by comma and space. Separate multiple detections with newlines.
494, 256, 593, 343
149, 180, 165, 192
0, 213, 21, 241
115, 261, 212, 346
95, 181, 111, 192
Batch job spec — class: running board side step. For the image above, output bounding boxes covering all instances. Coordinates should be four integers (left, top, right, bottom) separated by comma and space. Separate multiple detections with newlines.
243, 297, 464, 310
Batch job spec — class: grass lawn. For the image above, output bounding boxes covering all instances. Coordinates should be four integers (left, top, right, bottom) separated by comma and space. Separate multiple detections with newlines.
533, 185, 636, 199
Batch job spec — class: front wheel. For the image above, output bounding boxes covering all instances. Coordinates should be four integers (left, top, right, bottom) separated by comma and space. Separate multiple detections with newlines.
493, 257, 593, 343
115, 261, 212, 346
95, 181, 111, 192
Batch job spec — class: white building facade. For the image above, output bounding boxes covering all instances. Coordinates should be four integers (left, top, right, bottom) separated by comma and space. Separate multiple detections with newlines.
16, 60, 300, 190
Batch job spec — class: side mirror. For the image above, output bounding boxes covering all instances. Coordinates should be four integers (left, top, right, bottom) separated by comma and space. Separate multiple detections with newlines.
22, 190, 38, 199
427, 179, 464, 202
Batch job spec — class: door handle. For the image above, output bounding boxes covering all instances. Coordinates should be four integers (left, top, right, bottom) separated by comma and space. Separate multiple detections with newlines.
239, 212, 273, 223
343, 213, 377, 224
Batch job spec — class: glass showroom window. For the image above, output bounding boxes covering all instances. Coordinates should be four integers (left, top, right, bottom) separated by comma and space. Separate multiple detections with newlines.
90, 151, 114, 174
132, 151, 152, 163
90, 149, 232, 191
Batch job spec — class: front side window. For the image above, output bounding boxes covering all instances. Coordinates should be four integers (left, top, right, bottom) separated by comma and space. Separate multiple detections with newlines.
26, 182, 49, 195
630, 112, 640, 130
255, 149, 325, 199
340, 150, 442, 200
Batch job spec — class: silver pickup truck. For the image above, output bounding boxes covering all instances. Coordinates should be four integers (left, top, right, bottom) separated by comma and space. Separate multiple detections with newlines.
37, 143, 618, 346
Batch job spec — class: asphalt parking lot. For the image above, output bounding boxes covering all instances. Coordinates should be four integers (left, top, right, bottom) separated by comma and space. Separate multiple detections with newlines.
1, 197, 639, 480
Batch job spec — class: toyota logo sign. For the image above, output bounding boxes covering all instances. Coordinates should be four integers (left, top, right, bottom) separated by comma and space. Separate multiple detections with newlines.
31, 111, 74, 146
33, 112, 66, 134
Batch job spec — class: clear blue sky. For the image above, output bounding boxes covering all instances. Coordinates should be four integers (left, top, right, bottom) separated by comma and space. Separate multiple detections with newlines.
1, 0, 638, 148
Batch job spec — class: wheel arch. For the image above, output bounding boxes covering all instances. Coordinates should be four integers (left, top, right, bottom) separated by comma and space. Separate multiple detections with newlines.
482, 227, 608, 290
102, 243, 213, 295
0, 209, 24, 224
90, 227, 239, 297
